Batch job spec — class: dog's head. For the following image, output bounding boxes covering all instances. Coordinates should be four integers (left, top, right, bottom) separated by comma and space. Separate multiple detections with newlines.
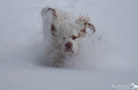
48, 8, 95, 54
55, 22, 81, 53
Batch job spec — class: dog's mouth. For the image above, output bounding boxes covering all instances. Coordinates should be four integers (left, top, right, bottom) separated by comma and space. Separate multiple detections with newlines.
64, 42, 74, 53
64, 48, 74, 53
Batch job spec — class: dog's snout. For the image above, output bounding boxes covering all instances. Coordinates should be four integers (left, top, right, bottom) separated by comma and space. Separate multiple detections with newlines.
65, 42, 72, 49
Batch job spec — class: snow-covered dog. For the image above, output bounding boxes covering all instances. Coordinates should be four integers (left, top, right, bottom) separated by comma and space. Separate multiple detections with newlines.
41, 6, 95, 67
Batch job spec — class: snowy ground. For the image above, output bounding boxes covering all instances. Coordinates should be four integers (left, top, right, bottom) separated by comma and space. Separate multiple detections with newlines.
0, 0, 138, 90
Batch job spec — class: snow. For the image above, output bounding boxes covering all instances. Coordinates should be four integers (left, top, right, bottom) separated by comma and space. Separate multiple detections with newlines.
0, 0, 138, 90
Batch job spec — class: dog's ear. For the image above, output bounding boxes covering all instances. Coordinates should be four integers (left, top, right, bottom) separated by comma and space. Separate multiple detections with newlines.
48, 8, 57, 17
76, 15, 95, 37
76, 15, 89, 26
47, 8, 63, 37
48, 8, 63, 24
50, 24, 57, 36
79, 29, 87, 37
88, 23, 96, 33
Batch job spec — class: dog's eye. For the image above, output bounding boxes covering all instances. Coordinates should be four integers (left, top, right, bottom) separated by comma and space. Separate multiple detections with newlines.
63, 37, 66, 40
72, 35, 77, 40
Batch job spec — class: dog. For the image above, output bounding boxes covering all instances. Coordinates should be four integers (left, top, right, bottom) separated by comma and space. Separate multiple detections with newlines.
41, 6, 95, 67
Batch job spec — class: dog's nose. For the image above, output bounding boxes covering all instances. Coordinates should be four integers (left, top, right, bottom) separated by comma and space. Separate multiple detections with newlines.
65, 42, 72, 50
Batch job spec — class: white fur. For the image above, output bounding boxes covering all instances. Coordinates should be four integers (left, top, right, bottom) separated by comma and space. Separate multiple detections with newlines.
41, 6, 95, 67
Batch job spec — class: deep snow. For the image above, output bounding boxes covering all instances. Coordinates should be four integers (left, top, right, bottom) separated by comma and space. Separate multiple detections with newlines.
0, 0, 138, 90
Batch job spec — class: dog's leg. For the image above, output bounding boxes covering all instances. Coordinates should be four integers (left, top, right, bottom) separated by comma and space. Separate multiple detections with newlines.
52, 53, 65, 67
52, 59, 64, 67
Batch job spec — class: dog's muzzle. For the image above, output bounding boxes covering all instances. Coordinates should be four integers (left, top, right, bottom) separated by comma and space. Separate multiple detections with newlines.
65, 41, 74, 53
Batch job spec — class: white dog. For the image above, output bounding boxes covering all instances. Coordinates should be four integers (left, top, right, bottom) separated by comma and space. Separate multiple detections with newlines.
41, 6, 95, 67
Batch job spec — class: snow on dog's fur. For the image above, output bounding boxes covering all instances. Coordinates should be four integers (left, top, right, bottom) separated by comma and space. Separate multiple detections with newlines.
41, 6, 95, 67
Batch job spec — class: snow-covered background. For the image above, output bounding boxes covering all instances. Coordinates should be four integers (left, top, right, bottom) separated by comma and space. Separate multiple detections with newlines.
0, 0, 138, 90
